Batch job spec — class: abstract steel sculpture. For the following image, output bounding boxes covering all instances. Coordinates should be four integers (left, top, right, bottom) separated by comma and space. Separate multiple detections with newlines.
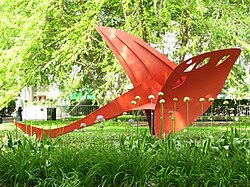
14, 26, 241, 139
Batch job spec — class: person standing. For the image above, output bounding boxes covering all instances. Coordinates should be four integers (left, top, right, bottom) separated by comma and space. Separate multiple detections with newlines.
16, 94, 24, 121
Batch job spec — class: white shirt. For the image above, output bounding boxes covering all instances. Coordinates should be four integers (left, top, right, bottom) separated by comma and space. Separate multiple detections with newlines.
16, 97, 24, 109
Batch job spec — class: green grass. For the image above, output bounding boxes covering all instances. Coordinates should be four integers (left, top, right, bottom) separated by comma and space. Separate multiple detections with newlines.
0, 118, 249, 186
0, 123, 15, 130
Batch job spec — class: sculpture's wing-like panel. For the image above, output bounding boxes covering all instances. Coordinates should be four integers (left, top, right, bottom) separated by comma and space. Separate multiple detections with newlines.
154, 48, 241, 137
96, 26, 176, 88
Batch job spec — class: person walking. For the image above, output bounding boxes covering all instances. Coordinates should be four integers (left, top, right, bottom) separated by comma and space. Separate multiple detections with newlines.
16, 94, 24, 121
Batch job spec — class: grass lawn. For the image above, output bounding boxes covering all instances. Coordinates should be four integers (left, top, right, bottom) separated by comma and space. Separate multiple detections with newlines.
0, 117, 249, 186
1, 116, 249, 136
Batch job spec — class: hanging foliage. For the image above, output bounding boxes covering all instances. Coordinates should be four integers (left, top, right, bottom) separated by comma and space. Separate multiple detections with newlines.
0, 0, 249, 108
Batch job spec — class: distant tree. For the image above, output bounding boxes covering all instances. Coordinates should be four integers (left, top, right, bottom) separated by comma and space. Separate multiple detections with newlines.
0, 0, 249, 108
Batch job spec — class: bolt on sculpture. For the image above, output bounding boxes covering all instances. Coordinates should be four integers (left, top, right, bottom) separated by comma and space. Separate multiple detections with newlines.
14, 26, 241, 139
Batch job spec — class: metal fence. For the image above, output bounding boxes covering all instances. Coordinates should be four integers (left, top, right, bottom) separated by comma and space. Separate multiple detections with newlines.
55, 105, 99, 119
237, 105, 250, 116
52, 103, 250, 120
58, 104, 250, 117
204, 104, 250, 117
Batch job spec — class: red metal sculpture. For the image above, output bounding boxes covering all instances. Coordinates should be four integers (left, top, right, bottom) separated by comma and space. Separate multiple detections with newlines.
14, 26, 241, 139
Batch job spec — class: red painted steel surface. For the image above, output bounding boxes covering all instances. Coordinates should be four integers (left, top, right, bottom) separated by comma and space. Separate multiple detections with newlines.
154, 48, 241, 137
14, 26, 241, 139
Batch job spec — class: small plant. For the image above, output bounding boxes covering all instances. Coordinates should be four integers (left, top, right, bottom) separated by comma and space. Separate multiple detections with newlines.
184, 96, 190, 124
0, 116, 249, 186
159, 98, 165, 136
148, 94, 155, 135
128, 118, 135, 125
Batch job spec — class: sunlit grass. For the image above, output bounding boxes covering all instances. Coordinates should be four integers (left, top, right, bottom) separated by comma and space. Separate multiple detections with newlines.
0, 117, 249, 186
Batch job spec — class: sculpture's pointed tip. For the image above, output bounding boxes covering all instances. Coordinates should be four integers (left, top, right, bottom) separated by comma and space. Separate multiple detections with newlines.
96, 26, 111, 32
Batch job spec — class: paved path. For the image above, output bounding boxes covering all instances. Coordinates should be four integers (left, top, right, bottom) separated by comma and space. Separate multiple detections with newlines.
0, 116, 14, 123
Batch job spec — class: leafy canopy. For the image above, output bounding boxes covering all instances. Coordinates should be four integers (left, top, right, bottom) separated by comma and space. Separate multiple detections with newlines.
0, 0, 249, 108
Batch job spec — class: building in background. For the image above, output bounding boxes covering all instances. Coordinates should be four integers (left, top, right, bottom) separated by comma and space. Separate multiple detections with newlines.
19, 85, 96, 120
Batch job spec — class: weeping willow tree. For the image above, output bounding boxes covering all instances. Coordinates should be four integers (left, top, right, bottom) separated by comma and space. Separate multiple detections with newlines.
0, 0, 249, 108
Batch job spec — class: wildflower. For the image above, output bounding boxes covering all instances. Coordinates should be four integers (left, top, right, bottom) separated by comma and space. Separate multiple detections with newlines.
74, 129, 78, 132
168, 111, 173, 115
173, 98, 178, 102
135, 96, 141, 100
223, 100, 229, 105
96, 115, 105, 122
208, 97, 214, 102
159, 99, 165, 104
80, 123, 86, 128
131, 100, 137, 105
117, 120, 121, 123
158, 92, 164, 96
148, 94, 155, 100
123, 112, 127, 115
199, 98, 205, 102
128, 118, 135, 125
183, 97, 190, 102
